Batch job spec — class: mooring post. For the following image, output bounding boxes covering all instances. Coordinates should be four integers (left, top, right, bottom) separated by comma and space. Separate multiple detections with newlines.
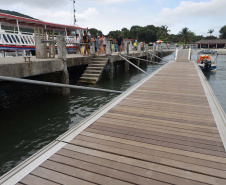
35, 36, 46, 58
106, 40, 111, 55
57, 36, 70, 96
90, 41, 95, 55
109, 56, 114, 80
125, 43, 130, 72
137, 43, 141, 54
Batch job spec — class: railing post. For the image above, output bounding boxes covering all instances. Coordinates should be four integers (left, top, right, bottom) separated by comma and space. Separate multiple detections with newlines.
145, 44, 148, 53
137, 43, 141, 53
125, 43, 130, 72
35, 36, 46, 58
57, 36, 66, 60
90, 41, 95, 55
106, 40, 111, 55
57, 35, 70, 96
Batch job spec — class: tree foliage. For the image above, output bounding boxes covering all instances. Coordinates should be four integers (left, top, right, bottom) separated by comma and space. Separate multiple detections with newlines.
208, 29, 214, 36
89, 28, 102, 37
219, 25, 226, 39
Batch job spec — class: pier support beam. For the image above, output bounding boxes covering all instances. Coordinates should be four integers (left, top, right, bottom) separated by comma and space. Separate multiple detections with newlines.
57, 36, 70, 96
90, 41, 95, 55
106, 41, 111, 55
109, 56, 114, 80
35, 37, 46, 58
125, 43, 130, 72
137, 43, 141, 54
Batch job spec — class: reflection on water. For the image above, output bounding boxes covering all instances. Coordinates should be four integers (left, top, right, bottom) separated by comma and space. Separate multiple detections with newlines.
0, 55, 172, 176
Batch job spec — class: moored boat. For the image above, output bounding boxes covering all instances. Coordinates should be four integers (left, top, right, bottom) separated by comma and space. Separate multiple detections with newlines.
197, 50, 218, 71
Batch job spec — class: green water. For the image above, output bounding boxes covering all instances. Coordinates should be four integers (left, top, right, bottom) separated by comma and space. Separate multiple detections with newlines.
0, 53, 226, 177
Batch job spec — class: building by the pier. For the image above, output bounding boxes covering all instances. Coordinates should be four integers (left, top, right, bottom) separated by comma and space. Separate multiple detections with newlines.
196, 39, 226, 49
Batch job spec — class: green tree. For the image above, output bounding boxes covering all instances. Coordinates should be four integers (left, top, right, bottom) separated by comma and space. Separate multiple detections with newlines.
219, 25, 226, 39
121, 28, 130, 39
207, 29, 214, 36
129, 25, 141, 40
88, 28, 102, 37
179, 27, 193, 43
107, 30, 122, 39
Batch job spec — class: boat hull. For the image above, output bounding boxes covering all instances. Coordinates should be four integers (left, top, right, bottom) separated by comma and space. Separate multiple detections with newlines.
199, 64, 217, 72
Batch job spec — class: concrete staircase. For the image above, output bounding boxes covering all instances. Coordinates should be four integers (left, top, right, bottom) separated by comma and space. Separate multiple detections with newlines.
79, 56, 108, 84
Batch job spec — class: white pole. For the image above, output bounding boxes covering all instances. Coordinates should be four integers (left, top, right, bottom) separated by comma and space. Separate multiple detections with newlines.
65, 28, 67, 36
16, 20, 20, 33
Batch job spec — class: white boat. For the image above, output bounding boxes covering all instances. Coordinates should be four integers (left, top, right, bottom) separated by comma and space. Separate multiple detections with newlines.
197, 50, 218, 72
0, 12, 87, 57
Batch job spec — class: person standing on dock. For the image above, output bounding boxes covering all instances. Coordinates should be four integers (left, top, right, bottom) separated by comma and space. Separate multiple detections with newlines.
74, 34, 81, 54
117, 35, 123, 54
83, 31, 90, 56
103, 35, 107, 54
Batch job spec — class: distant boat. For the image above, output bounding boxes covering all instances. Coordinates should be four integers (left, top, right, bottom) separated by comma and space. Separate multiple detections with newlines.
197, 50, 218, 72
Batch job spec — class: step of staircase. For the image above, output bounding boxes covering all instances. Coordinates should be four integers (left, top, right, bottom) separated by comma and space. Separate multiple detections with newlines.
82, 73, 100, 78
86, 67, 103, 70
80, 77, 98, 82
85, 70, 102, 74
78, 56, 108, 84
89, 64, 106, 67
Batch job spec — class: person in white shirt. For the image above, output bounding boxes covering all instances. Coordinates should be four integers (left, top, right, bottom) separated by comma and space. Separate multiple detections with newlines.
74, 34, 81, 54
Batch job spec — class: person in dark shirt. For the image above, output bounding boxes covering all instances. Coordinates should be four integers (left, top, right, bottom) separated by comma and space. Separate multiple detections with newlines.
116, 35, 123, 54
83, 31, 90, 56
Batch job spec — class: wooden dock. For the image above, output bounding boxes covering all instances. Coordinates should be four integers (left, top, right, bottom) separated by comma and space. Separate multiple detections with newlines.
1, 49, 226, 185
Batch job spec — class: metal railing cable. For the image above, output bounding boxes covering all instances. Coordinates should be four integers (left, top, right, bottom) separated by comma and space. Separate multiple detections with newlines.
0, 76, 122, 94
148, 52, 168, 62
121, 54, 161, 64
119, 55, 149, 76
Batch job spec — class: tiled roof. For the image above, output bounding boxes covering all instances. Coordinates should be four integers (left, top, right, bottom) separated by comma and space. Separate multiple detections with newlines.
195, 39, 226, 44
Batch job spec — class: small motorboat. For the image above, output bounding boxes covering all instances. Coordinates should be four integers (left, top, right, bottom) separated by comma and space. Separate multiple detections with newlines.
197, 50, 218, 71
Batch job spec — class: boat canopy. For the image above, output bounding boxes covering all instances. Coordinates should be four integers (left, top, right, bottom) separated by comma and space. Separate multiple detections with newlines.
0, 12, 87, 31
198, 50, 218, 55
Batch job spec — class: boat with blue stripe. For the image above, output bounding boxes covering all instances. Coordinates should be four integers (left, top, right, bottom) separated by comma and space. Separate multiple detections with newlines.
197, 50, 218, 72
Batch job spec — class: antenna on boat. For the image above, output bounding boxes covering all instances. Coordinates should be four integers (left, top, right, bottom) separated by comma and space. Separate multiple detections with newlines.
71, 0, 77, 25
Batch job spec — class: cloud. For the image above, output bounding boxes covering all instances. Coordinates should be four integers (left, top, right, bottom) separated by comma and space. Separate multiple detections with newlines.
154, 0, 226, 24
152, 0, 226, 35
77, 8, 100, 23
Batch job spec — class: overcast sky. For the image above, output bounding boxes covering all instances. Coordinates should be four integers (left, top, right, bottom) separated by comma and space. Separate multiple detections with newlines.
1, 0, 225, 36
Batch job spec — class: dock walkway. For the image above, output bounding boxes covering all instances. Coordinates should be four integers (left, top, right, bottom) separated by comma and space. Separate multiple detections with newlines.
1, 50, 226, 185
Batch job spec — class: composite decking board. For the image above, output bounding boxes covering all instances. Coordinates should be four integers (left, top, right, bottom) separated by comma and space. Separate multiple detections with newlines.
55, 150, 207, 185
100, 115, 220, 136
20, 174, 59, 185
69, 138, 226, 179
72, 135, 226, 171
48, 154, 167, 185
84, 127, 226, 157
95, 117, 218, 138
90, 121, 220, 147
40, 160, 136, 185
15, 61, 226, 184
109, 110, 217, 129
80, 131, 226, 164
112, 107, 215, 124
64, 144, 226, 185
90, 122, 224, 151
30, 167, 95, 185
